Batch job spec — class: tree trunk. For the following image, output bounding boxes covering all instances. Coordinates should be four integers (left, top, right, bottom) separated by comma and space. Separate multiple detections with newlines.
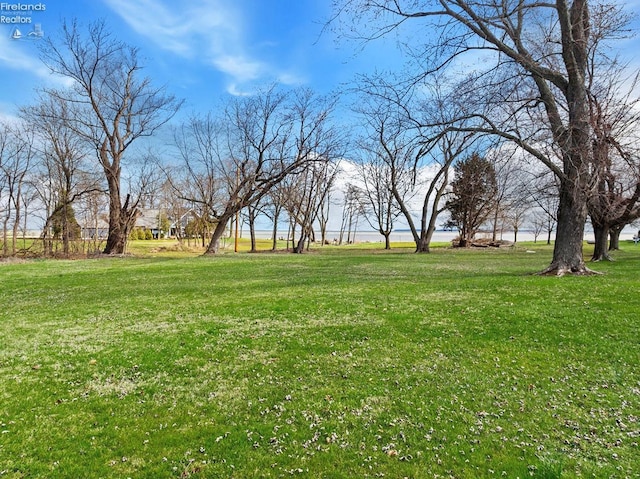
41, 218, 52, 257
103, 176, 128, 255
346, 213, 354, 244
418, 169, 450, 254
290, 222, 296, 250
249, 228, 257, 252
383, 232, 391, 250
609, 225, 622, 251
271, 207, 280, 251
351, 219, 358, 244
416, 236, 430, 253
103, 211, 126, 253
248, 214, 257, 253
205, 220, 229, 254
104, 224, 127, 254
591, 222, 612, 262
459, 222, 470, 248
12, 193, 20, 256
491, 206, 499, 243
2, 216, 8, 257
21, 205, 27, 253
293, 233, 306, 254
540, 178, 592, 275
320, 221, 328, 246
391, 186, 421, 250
62, 201, 70, 256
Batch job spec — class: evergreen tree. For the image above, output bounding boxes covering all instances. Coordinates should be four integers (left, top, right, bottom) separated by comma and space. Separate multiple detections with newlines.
446, 153, 497, 247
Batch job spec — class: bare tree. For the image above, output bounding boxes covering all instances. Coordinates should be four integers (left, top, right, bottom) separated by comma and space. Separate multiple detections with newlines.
504, 196, 530, 244
528, 172, 560, 245
339, 183, 365, 244
0, 122, 11, 255
173, 86, 336, 254
170, 112, 228, 249
354, 73, 479, 253
585, 59, 640, 258
356, 150, 401, 249
265, 185, 288, 251
486, 146, 535, 243
488, 148, 520, 242
316, 175, 336, 247
285, 158, 340, 253
39, 19, 182, 254
0, 122, 35, 257
18, 180, 39, 252
332, 0, 603, 274
358, 109, 418, 248
281, 90, 344, 253
529, 210, 547, 243
243, 198, 265, 253
22, 94, 103, 256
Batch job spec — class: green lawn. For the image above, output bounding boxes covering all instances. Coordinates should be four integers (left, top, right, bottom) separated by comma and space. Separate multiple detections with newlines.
1, 243, 639, 478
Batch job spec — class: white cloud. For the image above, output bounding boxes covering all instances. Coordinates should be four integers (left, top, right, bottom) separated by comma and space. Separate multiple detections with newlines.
104, 0, 239, 55
277, 71, 307, 86
225, 83, 253, 97
213, 54, 263, 82
0, 35, 49, 78
103, 0, 302, 95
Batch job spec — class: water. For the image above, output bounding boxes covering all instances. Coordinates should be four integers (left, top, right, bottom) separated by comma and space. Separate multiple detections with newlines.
251, 228, 639, 244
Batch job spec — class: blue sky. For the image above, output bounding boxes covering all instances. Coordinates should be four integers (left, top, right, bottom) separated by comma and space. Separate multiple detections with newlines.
0, 0, 405, 120
1, 1, 639, 122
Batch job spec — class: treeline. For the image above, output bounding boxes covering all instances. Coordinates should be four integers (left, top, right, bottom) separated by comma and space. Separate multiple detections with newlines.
2, 4, 640, 274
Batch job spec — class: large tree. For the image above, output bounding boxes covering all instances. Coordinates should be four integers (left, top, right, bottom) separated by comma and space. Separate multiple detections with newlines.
588, 87, 640, 261
39, 19, 182, 254
333, 0, 601, 274
584, 7, 640, 261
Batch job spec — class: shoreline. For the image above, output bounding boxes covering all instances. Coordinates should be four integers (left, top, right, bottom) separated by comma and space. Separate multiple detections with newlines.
248, 228, 638, 244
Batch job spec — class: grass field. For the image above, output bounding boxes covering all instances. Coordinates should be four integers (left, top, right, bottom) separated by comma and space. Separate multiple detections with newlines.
0, 241, 639, 478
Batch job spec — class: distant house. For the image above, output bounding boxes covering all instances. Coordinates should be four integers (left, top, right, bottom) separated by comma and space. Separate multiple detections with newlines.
78, 208, 164, 240
168, 209, 195, 238
79, 217, 109, 240
135, 208, 163, 238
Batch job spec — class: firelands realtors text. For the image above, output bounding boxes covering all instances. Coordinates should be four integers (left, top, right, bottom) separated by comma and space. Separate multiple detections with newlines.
1, 3, 46, 24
